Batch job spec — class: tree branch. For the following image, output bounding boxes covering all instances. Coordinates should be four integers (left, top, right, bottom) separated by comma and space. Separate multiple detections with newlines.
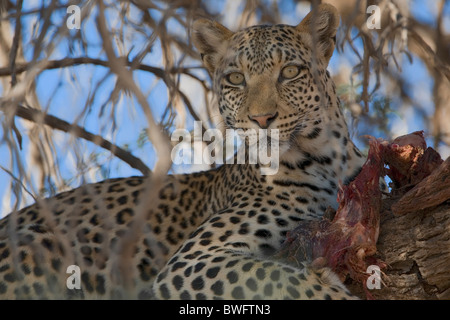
6, 104, 151, 176
407, 27, 450, 83
0, 57, 211, 131
347, 203, 450, 300
0, 56, 202, 80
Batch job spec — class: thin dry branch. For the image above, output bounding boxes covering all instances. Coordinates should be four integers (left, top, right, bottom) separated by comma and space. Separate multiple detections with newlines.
5, 104, 151, 175
0, 57, 210, 132
8, 0, 21, 87
7, 0, 23, 148
407, 28, 450, 83
0, 57, 202, 79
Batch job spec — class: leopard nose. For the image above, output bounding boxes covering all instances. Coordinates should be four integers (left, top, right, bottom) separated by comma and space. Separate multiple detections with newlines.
248, 112, 278, 129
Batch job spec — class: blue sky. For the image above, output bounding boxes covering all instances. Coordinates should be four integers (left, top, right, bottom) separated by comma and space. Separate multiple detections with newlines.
0, 0, 448, 214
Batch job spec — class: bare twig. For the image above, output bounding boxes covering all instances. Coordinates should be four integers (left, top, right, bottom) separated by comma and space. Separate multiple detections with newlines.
4, 103, 151, 175
0, 57, 203, 78
407, 28, 450, 83
7, 0, 23, 148
8, 0, 21, 87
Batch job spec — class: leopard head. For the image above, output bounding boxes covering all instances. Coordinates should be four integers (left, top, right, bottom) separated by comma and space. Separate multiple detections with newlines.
192, 4, 342, 155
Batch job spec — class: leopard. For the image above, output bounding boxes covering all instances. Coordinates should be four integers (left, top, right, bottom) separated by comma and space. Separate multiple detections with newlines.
0, 4, 366, 299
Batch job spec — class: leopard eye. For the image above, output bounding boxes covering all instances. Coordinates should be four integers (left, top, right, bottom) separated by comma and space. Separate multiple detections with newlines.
281, 65, 301, 79
226, 72, 245, 85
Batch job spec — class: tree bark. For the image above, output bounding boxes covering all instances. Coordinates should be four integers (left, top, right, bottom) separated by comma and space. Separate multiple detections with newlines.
347, 202, 450, 300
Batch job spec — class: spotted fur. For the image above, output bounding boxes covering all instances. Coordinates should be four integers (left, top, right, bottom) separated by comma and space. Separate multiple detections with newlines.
0, 4, 364, 299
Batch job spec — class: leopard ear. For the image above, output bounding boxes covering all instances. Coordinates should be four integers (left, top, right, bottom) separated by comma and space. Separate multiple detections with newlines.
192, 19, 234, 74
296, 4, 340, 63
